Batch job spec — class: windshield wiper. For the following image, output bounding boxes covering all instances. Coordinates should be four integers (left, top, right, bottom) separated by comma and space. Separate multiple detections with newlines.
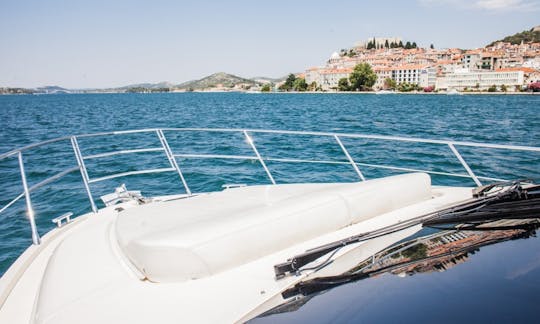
274, 181, 539, 279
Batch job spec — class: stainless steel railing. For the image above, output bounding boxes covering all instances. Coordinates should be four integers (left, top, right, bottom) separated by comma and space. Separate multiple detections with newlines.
1, 128, 539, 245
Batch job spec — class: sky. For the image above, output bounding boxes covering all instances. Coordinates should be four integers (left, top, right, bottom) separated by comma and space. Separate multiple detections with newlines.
0, 0, 539, 88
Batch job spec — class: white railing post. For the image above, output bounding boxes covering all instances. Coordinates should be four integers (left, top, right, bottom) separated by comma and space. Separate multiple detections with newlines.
71, 137, 98, 213
156, 129, 192, 195
448, 143, 482, 187
244, 130, 276, 185
334, 135, 366, 181
18, 152, 41, 245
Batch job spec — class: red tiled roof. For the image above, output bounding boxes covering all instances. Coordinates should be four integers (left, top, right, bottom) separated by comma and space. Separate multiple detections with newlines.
496, 67, 538, 73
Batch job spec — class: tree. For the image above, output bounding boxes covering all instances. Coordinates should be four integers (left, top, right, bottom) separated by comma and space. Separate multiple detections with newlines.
261, 84, 271, 92
383, 78, 396, 90
398, 40, 403, 47
293, 77, 308, 91
405, 41, 412, 49
349, 63, 377, 91
430, 44, 434, 49
488, 84, 497, 92
338, 78, 351, 91
500, 84, 507, 92
366, 40, 372, 49
397, 82, 421, 92
307, 81, 318, 91
412, 42, 417, 49
279, 73, 296, 91
385, 40, 389, 48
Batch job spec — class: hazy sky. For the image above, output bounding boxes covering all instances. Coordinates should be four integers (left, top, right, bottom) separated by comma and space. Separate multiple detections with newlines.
1, 0, 538, 88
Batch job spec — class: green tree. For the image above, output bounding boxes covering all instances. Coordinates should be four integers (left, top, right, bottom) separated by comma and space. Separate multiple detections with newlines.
385, 40, 389, 48
405, 41, 412, 49
500, 84, 507, 92
384, 78, 397, 90
307, 81, 318, 91
398, 40, 403, 47
412, 42, 417, 49
430, 44, 434, 49
279, 73, 296, 91
261, 84, 271, 92
367, 37, 377, 49
349, 63, 377, 91
293, 77, 308, 91
367, 39, 375, 49
397, 82, 421, 92
338, 78, 351, 91
488, 84, 497, 92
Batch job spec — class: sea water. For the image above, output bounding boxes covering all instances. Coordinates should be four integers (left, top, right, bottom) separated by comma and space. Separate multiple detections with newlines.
0, 92, 539, 274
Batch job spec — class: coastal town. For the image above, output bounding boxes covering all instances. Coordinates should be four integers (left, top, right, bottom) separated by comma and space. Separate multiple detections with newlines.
303, 27, 540, 93
1, 26, 540, 94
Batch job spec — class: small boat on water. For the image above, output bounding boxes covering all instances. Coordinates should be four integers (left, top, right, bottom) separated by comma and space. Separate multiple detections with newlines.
0, 128, 538, 323
446, 88, 462, 95
375, 90, 395, 95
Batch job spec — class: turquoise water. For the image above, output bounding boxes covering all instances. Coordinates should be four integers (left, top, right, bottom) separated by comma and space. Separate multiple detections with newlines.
0, 93, 539, 275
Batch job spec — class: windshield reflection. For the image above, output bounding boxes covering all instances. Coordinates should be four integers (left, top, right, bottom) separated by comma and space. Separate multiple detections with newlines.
256, 218, 539, 319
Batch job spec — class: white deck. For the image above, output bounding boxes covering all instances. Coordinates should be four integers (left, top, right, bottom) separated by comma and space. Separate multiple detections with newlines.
0, 174, 472, 323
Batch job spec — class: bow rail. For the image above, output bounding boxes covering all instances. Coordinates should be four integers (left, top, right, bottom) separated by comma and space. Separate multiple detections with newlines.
1, 128, 539, 246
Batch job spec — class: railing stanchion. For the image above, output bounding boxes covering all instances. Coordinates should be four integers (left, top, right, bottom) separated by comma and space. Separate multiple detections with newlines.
156, 129, 191, 195
448, 143, 482, 187
71, 137, 98, 213
244, 130, 276, 185
18, 152, 41, 245
334, 135, 366, 181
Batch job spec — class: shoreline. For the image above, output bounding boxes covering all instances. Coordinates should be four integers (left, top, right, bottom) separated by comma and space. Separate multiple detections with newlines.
1, 90, 539, 96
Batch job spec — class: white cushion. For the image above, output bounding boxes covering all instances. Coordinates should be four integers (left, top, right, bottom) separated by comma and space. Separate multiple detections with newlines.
115, 173, 431, 282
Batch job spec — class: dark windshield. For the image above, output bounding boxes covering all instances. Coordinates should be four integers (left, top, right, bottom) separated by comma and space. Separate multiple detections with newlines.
251, 218, 540, 323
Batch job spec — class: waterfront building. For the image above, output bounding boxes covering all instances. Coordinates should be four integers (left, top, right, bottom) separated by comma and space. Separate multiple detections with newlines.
497, 67, 540, 85
436, 69, 524, 91
305, 66, 353, 91
319, 68, 353, 91
373, 67, 392, 89
390, 65, 436, 88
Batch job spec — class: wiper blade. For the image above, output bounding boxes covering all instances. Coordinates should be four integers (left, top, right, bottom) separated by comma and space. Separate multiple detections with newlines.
424, 183, 540, 226
274, 181, 539, 279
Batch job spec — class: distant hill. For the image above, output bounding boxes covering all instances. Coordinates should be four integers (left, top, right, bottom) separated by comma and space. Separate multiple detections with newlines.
119, 81, 175, 90
176, 72, 259, 90
35, 85, 71, 94
488, 26, 540, 46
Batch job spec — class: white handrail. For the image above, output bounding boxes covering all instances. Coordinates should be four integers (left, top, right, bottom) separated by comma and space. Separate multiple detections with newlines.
244, 130, 276, 185
1, 127, 538, 246
334, 135, 365, 181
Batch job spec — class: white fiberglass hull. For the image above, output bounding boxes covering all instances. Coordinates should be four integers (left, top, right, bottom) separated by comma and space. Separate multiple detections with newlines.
0, 173, 473, 323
